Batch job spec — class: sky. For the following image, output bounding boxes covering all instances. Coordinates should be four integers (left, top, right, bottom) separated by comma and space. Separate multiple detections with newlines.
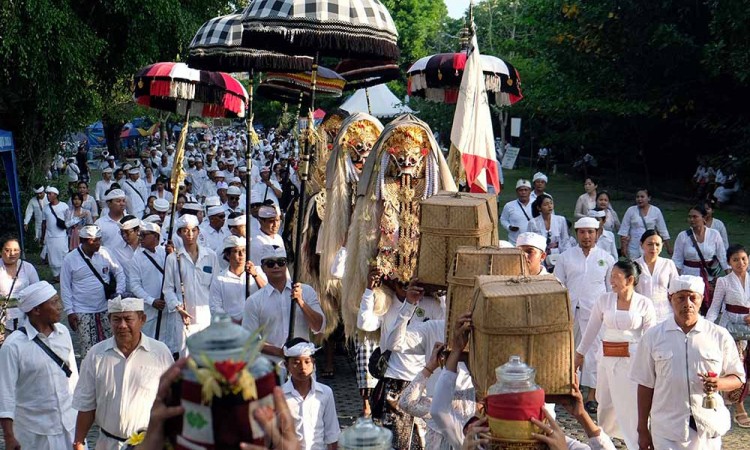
445, 0, 473, 19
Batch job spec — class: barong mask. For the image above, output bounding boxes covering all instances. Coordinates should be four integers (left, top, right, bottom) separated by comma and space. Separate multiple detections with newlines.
372, 123, 440, 284
343, 120, 380, 166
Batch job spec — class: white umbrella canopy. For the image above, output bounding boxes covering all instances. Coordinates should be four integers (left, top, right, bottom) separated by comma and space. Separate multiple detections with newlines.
340, 84, 413, 118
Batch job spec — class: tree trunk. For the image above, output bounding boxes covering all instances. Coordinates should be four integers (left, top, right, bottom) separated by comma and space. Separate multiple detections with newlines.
101, 116, 122, 159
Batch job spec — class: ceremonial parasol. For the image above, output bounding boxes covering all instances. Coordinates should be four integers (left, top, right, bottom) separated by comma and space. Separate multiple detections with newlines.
240, 0, 400, 341
335, 59, 401, 115
132, 61, 248, 339
188, 12, 318, 297
187, 13, 313, 73
407, 53, 523, 106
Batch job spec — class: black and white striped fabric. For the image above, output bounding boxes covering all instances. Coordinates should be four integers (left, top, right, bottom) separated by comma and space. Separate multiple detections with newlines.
241, 0, 399, 60
187, 13, 313, 72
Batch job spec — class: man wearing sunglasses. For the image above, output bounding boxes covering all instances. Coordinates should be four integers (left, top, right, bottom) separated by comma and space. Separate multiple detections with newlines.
250, 205, 285, 267
243, 244, 325, 361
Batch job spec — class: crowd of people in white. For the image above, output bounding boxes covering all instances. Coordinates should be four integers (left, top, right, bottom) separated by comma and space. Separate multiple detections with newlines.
0, 130, 748, 450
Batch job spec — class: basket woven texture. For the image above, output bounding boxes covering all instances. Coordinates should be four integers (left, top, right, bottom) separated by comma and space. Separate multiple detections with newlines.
445, 246, 528, 349
417, 191, 499, 287
470, 275, 574, 397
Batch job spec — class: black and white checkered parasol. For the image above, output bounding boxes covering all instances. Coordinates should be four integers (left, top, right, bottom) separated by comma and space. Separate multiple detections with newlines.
188, 13, 313, 72
241, 0, 399, 60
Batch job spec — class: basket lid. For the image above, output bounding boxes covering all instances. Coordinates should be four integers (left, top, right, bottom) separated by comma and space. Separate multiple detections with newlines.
339, 417, 393, 450
186, 313, 254, 362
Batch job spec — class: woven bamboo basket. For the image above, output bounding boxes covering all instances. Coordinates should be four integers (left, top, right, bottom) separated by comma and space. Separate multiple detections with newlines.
445, 246, 528, 349
417, 191, 499, 288
470, 275, 574, 398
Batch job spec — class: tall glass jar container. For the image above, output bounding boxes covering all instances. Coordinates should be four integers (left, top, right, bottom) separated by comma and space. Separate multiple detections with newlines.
339, 417, 393, 450
485, 355, 546, 447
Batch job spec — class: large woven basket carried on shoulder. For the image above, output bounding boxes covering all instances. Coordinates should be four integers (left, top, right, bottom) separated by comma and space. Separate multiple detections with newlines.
470, 275, 574, 398
417, 191, 499, 288
445, 246, 528, 349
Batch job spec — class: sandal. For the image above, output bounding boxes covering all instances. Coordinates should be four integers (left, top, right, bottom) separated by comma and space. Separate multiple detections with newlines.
734, 412, 750, 428
585, 400, 598, 415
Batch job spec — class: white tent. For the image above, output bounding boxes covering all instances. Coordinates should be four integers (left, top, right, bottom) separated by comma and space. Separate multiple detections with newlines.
340, 84, 413, 118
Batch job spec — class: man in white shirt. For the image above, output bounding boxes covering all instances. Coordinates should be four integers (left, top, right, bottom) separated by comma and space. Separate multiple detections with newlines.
163, 214, 219, 355
225, 185, 244, 214
0, 281, 78, 450
95, 189, 127, 249
200, 206, 230, 255
630, 275, 745, 450
357, 268, 444, 450
243, 245, 325, 361
530, 172, 549, 202
23, 184, 48, 243
249, 204, 285, 267
40, 186, 69, 280
127, 221, 176, 350
554, 217, 615, 407
95, 168, 115, 210
122, 167, 149, 218
227, 212, 247, 239
282, 339, 340, 450
500, 179, 533, 245
61, 225, 126, 358
72, 296, 173, 450
517, 232, 549, 275
110, 215, 141, 276
252, 166, 282, 206
209, 235, 264, 323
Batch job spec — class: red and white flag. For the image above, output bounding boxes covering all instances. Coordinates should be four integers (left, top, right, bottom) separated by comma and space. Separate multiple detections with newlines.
450, 34, 500, 193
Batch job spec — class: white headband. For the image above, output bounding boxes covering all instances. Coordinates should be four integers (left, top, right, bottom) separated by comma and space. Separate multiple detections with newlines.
227, 215, 246, 226
18, 281, 57, 313
283, 342, 319, 357
80, 225, 102, 239
108, 296, 145, 313
119, 217, 141, 230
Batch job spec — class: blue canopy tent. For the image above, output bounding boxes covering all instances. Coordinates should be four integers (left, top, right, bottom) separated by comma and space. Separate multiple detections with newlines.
0, 129, 25, 257
85, 121, 107, 148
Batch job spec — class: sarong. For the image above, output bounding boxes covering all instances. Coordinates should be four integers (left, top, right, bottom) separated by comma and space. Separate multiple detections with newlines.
77, 311, 112, 357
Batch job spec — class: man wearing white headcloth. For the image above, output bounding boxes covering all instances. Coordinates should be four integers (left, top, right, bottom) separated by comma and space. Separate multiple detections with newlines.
122, 166, 149, 219
590, 208, 619, 261
210, 235, 265, 324
72, 296, 173, 450
243, 245, 325, 360
500, 179, 534, 245
252, 166, 282, 206
282, 338, 340, 450
23, 184, 48, 243
529, 172, 549, 202
249, 204, 284, 267
163, 214, 219, 355
95, 167, 115, 210
630, 275, 745, 450
110, 215, 141, 277
200, 205, 230, 255
226, 211, 247, 239
516, 232, 549, 275
40, 186, 69, 280
95, 188, 127, 248
128, 221, 177, 352
554, 217, 615, 410
0, 281, 79, 450
61, 225, 126, 357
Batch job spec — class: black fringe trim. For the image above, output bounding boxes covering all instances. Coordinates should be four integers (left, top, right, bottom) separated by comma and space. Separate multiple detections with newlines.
241, 21, 400, 60
187, 48, 313, 73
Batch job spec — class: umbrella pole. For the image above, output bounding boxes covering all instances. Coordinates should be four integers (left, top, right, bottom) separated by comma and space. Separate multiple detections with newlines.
288, 52, 319, 342
156, 106, 190, 340
365, 87, 372, 115
245, 69, 255, 297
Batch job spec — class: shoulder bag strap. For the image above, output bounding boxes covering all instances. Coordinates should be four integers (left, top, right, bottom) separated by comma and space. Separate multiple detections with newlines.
639, 210, 649, 230
6, 261, 23, 298
77, 247, 111, 289
17, 327, 72, 377
142, 251, 165, 275
517, 200, 531, 221
48, 203, 61, 221
686, 229, 711, 271
125, 181, 145, 203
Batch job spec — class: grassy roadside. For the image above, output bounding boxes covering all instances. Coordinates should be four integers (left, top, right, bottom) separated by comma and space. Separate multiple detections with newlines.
501, 168, 750, 247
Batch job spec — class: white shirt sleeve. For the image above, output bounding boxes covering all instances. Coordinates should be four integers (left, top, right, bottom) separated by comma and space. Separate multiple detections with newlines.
24, 201, 34, 225
60, 255, 75, 315
430, 369, 465, 449
242, 291, 261, 336
71, 351, 98, 412
577, 294, 606, 355
162, 253, 182, 312
208, 273, 225, 316
322, 386, 341, 445
0, 340, 20, 420
629, 330, 656, 389
384, 302, 421, 353
357, 289, 381, 332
